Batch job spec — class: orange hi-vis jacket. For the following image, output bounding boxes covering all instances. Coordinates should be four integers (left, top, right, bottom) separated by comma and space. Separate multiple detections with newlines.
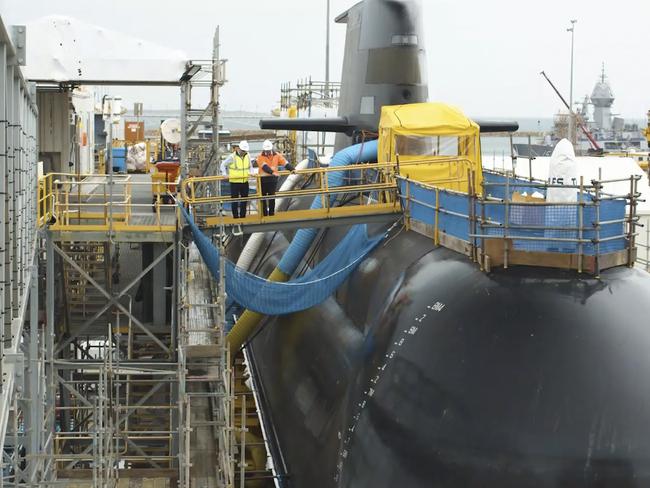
257, 152, 287, 177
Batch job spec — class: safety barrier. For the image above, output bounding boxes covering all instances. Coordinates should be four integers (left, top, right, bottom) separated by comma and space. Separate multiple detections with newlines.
37, 172, 179, 233
182, 161, 399, 227
182, 157, 476, 229
399, 170, 642, 275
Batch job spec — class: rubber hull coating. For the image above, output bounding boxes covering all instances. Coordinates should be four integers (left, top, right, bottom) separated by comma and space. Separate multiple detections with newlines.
250, 231, 650, 487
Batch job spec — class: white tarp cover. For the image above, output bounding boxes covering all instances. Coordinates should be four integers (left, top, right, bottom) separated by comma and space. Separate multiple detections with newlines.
546, 139, 579, 203
23, 15, 187, 84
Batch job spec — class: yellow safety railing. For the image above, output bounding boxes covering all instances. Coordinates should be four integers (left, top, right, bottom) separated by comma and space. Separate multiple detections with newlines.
37, 172, 179, 233
182, 158, 475, 228
183, 162, 399, 227
36, 157, 481, 232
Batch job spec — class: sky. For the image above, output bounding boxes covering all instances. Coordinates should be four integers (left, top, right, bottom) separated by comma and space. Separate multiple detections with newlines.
1, 0, 649, 119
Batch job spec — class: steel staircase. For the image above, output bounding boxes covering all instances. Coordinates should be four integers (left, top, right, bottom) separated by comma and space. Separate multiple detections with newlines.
60, 241, 112, 335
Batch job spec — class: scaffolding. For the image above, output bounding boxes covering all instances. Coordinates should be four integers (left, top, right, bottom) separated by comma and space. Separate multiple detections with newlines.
279, 78, 341, 162
36, 172, 251, 486
0, 16, 44, 487
0, 15, 257, 488
178, 241, 234, 487
180, 28, 227, 181
279, 78, 340, 113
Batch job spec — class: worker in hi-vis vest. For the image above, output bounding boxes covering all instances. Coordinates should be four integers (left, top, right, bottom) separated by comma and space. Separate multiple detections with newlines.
220, 140, 253, 220
256, 139, 295, 216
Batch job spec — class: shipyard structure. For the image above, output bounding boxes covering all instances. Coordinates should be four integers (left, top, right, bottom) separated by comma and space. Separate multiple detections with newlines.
1, 1, 650, 487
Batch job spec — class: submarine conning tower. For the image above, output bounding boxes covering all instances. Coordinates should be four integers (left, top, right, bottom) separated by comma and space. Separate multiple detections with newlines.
335, 0, 428, 148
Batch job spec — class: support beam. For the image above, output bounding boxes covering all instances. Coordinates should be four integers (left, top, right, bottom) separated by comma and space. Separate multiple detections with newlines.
152, 243, 168, 327
25, 262, 41, 481
0, 45, 6, 396
45, 233, 56, 478
56, 374, 94, 409
118, 381, 165, 426
53, 242, 170, 354
55, 243, 175, 354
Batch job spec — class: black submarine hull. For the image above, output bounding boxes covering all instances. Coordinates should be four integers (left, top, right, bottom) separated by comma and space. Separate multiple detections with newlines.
248, 230, 650, 487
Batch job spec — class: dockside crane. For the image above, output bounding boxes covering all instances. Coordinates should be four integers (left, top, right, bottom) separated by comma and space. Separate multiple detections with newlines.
540, 70, 602, 152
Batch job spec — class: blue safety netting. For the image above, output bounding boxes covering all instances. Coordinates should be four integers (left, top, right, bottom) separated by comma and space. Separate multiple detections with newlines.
398, 173, 628, 256
180, 206, 384, 315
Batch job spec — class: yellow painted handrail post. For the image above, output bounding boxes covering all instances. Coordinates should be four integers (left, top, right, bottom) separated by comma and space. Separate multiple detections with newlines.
405, 177, 411, 231
176, 199, 181, 231
324, 167, 330, 213
126, 180, 131, 225
41, 178, 45, 225
41, 177, 45, 225
37, 178, 42, 226
156, 191, 161, 227
65, 189, 71, 227
43, 176, 48, 223
434, 188, 440, 246
255, 173, 261, 221
37, 179, 41, 226
48, 176, 53, 224
319, 169, 326, 211
103, 182, 108, 225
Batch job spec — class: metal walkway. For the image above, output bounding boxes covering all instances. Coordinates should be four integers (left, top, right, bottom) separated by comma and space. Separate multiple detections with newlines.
203, 203, 401, 233
38, 173, 178, 241
182, 161, 404, 232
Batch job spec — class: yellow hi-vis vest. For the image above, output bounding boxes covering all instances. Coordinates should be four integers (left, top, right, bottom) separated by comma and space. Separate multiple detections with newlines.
228, 153, 250, 183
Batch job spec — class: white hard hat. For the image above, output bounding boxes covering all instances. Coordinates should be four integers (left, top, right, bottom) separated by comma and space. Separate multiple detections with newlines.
262, 139, 273, 151
238, 140, 250, 152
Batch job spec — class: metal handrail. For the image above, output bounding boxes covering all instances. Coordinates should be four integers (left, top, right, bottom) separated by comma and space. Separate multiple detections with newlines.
399, 172, 642, 273
183, 157, 475, 209
39, 156, 480, 232
37, 172, 181, 231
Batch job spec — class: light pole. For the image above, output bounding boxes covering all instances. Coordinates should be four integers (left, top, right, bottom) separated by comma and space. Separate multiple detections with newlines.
325, 0, 331, 105
567, 19, 577, 144
567, 19, 577, 111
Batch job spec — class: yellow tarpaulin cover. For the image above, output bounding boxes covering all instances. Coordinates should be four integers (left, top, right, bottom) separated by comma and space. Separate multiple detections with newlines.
379, 102, 482, 194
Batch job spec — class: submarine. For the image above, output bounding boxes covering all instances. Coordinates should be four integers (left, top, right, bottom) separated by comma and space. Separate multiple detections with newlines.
231, 1, 650, 486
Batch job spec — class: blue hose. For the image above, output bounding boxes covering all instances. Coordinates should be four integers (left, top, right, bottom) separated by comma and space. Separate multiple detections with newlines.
277, 139, 379, 276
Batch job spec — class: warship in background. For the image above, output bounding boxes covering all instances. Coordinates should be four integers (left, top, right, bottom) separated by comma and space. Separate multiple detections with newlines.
516, 66, 649, 159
